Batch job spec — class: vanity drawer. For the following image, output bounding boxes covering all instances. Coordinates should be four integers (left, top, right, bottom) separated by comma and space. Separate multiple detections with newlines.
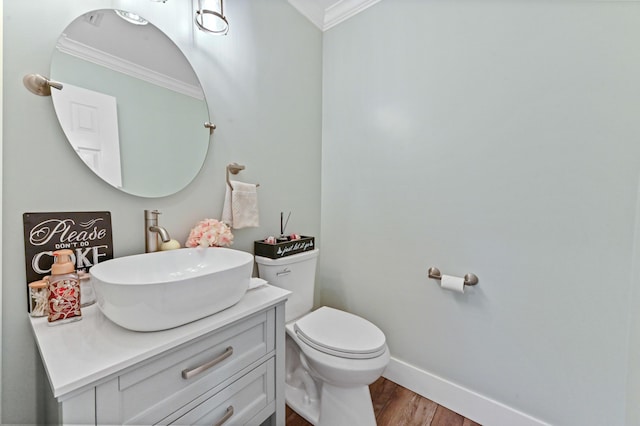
162, 358, 275, 425
98, 309, 275, 425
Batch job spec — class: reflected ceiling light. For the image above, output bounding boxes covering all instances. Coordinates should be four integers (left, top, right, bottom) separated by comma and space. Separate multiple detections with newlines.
195, 0, 229, 35
115, 10, 149, 25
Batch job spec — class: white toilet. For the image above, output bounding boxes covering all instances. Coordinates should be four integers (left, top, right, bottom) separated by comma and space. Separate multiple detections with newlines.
255, 249, 390, 426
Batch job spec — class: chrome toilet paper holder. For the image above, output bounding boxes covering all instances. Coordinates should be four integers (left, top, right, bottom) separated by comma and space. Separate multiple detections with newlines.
428, 267, 479, 286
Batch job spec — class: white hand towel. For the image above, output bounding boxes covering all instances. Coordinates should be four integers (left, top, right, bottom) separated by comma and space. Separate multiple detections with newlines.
222, 185, 233, 225
221, 180, 259, 229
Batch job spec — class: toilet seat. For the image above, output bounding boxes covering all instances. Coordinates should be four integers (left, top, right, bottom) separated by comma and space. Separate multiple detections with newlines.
294, 307, 387, 359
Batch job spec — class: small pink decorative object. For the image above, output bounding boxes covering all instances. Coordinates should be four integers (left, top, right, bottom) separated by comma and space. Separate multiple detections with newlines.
185, 219, 234, 248
290, 233, 301, 240
264, 236, 277, 244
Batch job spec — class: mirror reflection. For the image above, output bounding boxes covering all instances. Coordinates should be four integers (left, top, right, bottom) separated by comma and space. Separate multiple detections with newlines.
50, 9, 210, 198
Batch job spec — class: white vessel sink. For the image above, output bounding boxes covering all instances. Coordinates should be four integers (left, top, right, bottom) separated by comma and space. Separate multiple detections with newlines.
90, 247, 253, 331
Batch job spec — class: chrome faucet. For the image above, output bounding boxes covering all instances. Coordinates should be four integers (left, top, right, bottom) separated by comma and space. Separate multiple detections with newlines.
145, 210, 171, 253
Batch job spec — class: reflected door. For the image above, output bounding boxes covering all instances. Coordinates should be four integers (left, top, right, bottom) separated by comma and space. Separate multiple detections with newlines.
52, 83, 122, 188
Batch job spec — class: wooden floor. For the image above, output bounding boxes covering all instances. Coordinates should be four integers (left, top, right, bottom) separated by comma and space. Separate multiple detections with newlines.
285, 377, 482, 426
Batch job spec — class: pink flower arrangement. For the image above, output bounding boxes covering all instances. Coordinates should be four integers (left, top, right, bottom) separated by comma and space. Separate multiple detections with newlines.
185, 218, 234, 248
262, 233, 302, 244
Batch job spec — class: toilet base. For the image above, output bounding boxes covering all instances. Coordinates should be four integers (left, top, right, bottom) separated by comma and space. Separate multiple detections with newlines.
318, 383, 376, 426
286, 381, 320, 424
286, 381, 376, 426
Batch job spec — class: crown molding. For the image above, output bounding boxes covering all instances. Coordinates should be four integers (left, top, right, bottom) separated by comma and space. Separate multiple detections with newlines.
288, 0, 381, 31
288, 0, 326, 29
324, 0, 381, 30
55, 34, 204, 100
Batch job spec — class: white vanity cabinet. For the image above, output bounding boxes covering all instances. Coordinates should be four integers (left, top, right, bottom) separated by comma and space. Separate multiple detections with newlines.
30, 285, 290, 426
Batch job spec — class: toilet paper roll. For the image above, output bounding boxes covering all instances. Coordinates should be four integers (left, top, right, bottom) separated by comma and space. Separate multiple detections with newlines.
441, 274, 465, 294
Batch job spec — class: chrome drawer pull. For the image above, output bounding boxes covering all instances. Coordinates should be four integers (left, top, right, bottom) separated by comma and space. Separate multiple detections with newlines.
213, 405, 234, 426
181, 346, 234, 380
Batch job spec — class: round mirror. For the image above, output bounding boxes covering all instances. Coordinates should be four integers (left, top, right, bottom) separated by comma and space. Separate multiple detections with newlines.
50, 9, 210, 198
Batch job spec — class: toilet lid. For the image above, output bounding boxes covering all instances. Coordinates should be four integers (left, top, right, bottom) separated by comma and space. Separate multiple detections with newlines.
294, 307, 386, 359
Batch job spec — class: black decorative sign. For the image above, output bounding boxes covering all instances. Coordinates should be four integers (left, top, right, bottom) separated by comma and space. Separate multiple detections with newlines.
22, 211, 114, 288
254, 236, 315, 259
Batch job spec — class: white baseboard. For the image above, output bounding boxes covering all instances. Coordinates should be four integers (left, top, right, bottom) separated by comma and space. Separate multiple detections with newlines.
383, 357, 551, 426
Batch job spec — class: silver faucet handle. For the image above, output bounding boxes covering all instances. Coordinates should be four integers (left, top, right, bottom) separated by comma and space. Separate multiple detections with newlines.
145, 209, 162, 219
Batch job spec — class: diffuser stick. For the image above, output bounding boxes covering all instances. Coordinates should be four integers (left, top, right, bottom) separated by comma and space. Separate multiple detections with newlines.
280, 211, 291, 237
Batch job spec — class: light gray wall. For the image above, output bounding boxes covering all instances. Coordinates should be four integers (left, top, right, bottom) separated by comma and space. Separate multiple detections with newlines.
628, 191, 640, 424
0, 0, 4, 422
2, 0, 322, 423
321, 1, 640, 425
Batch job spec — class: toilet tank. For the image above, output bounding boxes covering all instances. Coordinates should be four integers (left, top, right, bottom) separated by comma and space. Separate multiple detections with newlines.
255, 249, 319, 322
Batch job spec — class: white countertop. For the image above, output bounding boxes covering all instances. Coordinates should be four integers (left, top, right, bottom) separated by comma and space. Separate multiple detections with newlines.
30, 285, 290, 399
